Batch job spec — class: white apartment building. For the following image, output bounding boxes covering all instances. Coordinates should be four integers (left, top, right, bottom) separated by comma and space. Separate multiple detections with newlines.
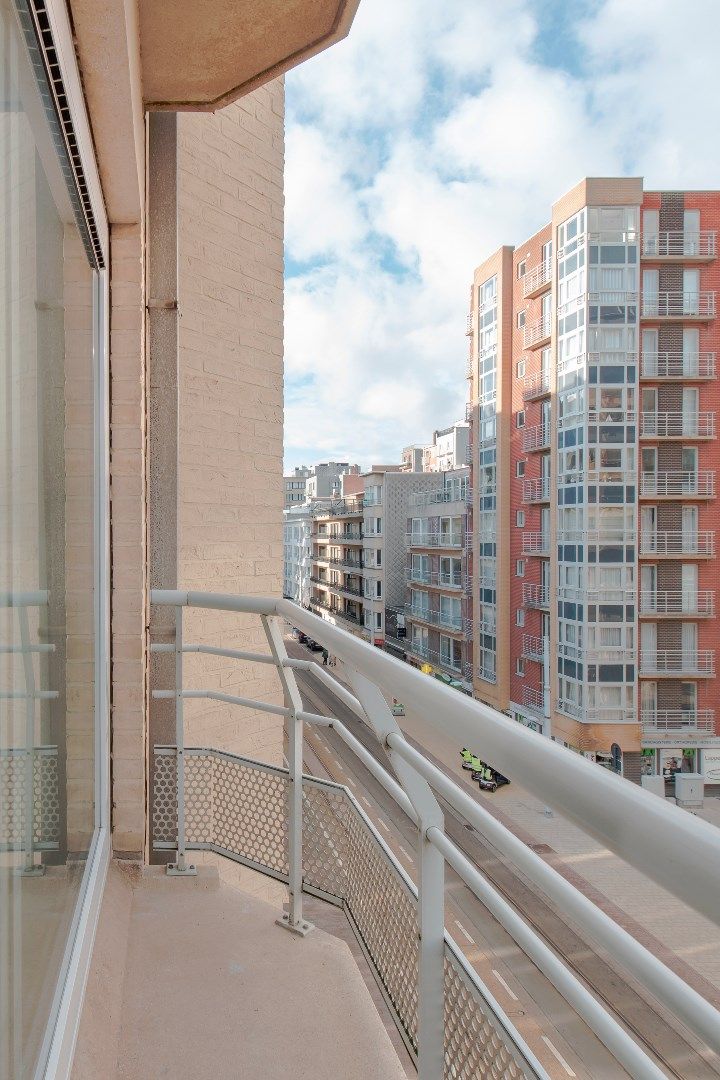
423, 420, 470, 472
283, 502, 317, 604
284, 465, 312, 508
305, 460, 361, 499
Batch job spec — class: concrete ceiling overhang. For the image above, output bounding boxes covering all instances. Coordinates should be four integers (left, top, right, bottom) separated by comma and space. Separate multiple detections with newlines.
139, 0, 361, 111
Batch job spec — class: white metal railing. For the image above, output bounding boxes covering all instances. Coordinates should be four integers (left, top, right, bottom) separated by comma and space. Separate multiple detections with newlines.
558, 586, 634, 604
641, 710, 716, 734
640, 411, 715, 438
522, 260, 552, 298
465, 312, 474, 335
404, 605, 469, 635
405, 568, 469, 590
478, 293, 498, 317
522, 583, 550, 608
558, 529, 631, 544
639, 590, 714, 616
522, 686, 545, 714
640, 471, 715, 497
313, 555, 364, 571
522, 477, 550, 503
639, 650, 715, 676
310, 598, 364, 626
641, 351, 716, 379
310, 577, 364, 599
400, 639, 472, 682
639, 531, 714, 557
521, 635, 545, 662
523, 313, 551, 349
521, 532, 549, 555
406, 531, 464, 549
558, 643, 635, 665
522, 371, 550, 400
641, 231, 716, 258
641, 291, 716, 318
522, 423, 551, 452
149, 589, 720, 1080
588, 290, 638, 307
408, 488, 469, 508
314, 498, 365, 518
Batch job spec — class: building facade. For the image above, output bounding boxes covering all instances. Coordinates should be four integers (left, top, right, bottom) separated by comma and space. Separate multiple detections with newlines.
304, 460, 361, 500
309, 492, 367, 637
284, 465, 312, 507
282, 502, 316, 604
467, 177, 720, 779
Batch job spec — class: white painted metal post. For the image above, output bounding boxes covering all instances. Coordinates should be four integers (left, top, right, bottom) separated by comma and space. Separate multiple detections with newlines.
18, 607, 43, 876
347, 670, 445, 1078
263, 615, 313, 935
167, 604, 196, 875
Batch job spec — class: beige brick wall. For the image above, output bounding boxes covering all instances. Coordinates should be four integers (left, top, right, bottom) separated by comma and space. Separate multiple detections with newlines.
109, 223, 147, 857
176, 81, 285, 898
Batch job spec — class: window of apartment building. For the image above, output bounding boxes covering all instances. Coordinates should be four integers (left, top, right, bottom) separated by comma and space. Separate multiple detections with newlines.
516, 310, 526, 329
516, 359, 525, 378
440, 636, 462, 670
516, 560, 525, 577
516, 511, 525, 527
375, 611, 383, 630
516, 410, 525, 428
516, 609, 525, 626
516, 460, 525, 477
517, 259, 526, 278
516, 659, 525, 676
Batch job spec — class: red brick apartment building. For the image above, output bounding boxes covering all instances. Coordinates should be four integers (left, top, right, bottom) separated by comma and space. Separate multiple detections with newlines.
467, 178, 720, 782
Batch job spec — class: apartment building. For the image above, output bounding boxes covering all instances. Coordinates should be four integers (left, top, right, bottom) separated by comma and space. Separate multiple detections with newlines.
284, 465, 312, 507
398, 469, 473, 690
467, 177, 720, 781
423, 420, 470, 471
304, 459, 361, 499
282, 502, 317, 604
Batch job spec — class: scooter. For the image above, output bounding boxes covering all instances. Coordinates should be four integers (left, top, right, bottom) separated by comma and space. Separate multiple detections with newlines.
476, 774, 498, 793
460, 749, 475, 770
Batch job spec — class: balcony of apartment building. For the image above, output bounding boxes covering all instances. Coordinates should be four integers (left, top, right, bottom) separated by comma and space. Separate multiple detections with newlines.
521, 532, 550, 556
409, 488, 470, 511
639, 530, 715, 558
638, 590, 715, 617
522, 370, 551, 402
406, 529, 466, 550
640, 411, 715, 439
641, 708, 717, 736
522, 423, 551, 453
310, 575, 364, 602
314, 552, 365, 572
639, 470, 715, 498
523, 312, 552, 349
404, 604, 471, 637
522, 260, 553, 299
641, 230, 717, 261
315, 498, 365, 520
641, 291, 716, 320
640, 350, 716, 380
522, 685, 545, 717
522, 476, 551, 503
310, 594, 364, 629
522, 583, 550, 610
402, 637, 472, 682
314, 527, 364, 545
521, 635, 546, 663
639, 650, 716, 677
405, 568, 470, 591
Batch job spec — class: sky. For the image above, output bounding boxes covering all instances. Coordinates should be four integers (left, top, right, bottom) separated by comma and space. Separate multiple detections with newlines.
283, 0, 720, 472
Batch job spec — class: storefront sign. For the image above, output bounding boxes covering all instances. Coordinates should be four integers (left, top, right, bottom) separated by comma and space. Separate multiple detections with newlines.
702, 748, 720, 783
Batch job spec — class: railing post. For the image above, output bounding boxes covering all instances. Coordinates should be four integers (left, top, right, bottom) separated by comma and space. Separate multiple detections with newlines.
347, 670, 445, 1079
167, 603, 196, 875
18, 606, 43, 876
263, 615, 314, 936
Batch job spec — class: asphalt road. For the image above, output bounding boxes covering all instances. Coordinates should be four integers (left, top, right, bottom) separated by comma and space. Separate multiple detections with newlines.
288, 638, 720, 1080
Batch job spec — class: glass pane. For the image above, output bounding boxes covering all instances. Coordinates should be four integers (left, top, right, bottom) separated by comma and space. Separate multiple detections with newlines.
0, 4, 97, 1074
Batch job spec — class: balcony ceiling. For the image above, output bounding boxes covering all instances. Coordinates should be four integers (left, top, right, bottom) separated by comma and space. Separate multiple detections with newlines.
139, 0, 361, 110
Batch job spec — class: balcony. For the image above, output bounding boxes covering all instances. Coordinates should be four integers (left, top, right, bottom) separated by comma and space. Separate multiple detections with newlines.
639, 650, 715, 676
400, 638, 472, 682
310, 597, 364, 627
522, 260, 552, 298
522, 371, 550, 401
314, 529, 364, 544
310, 576, 364, 600
639, 590, 714, 617
641, 231, 717, 260
641, 710, 716, 736
465, 311, 474, 335
522, 477, 551, 503
409, 488, 470, 509
406, 530, 464, 549
315, 498, 365, 519
522, 532, 550, 556
405, 568, 469, 591
522, 583, 550, 609
314, 555, 364, 571
404, 605, 470, 635
639, 471, 715, 498
522, 635, 545, 662
522, 423, 551, 452
522, 686, 545, 716
558, 529, 631, 545
640, 411, 715, 439
640, 351, 716, 380
641, 291, 716, 320
523, 312, 551, 349
639, 531, 715, 558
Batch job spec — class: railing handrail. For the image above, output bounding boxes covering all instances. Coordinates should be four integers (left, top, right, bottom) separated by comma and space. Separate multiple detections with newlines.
150, 588, 720, 1074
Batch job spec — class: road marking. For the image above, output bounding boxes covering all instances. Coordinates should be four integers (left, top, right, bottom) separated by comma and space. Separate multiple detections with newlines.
454, 921, 475, 945
332, 759, 342, 769
377, 818, 390, 833
346, 777, 357, 788
360, 797, 372, 809
541, 1037, 576, 1077
491, 970, 518, 1001
398, 845, 413, 862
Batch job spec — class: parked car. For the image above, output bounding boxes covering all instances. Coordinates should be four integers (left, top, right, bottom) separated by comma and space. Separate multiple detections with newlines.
297, 632, 308, 644
306, 639, 323, 652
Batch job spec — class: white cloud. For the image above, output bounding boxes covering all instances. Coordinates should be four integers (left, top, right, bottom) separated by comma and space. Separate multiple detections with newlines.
284, 0, 720, 470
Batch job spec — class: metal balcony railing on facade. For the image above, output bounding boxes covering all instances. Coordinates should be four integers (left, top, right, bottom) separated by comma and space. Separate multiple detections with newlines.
311, 577, 364, 600
641, 292, 716, 319
310, 598, 364, 626
640, 411, 715, 439
399, 638, 472, 681
315, 498, 365, 518
404, 606, 470, 636
523, 313, 551, 349
522, 371, 550, 401
522, 477, 550, 503
522, 583, 550, 609
639, 531, 715, 557
465, 311, 474, 335
522, 424, 551, 452
639, 650, 715, 676
313, 555, 364, 571
641, 710, 716, 735
640, 351, 716, 380
406, 531, 465, 549
639, 590, 714, 617
640, 471, 715, 498
409, 488, 469, 509
405, 569, 470, 591
149, 589, 720, 1080
641, 231, 717, 259
521, 532, 549, 555
521, 686, 545, 715
557, 529, 632, 545
522, 261, 552, 298
521, 635, 545, 662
